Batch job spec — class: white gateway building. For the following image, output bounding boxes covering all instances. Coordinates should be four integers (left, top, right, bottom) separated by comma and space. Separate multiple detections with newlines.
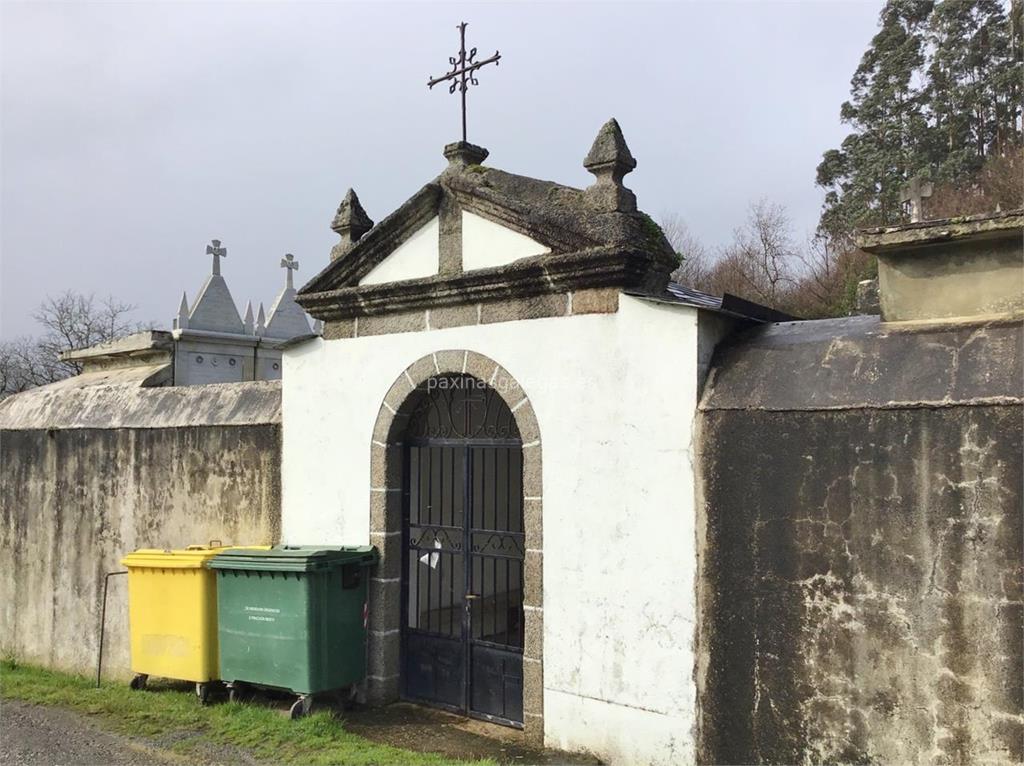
281, 122, 773, 765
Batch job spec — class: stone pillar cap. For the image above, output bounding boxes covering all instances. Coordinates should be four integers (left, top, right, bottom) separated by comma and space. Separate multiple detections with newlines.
330, 188, 374, 261
331, 189, 373, 238
444, 141, 489, 169
584, 118, 636, 175
583, 118, 637, 212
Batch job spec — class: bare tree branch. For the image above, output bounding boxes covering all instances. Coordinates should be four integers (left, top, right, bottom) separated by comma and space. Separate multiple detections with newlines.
663, 213, 715, 291
2, 291, 141, 397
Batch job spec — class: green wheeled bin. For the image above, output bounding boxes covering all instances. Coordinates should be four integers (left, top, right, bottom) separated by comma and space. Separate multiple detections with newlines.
208, 545, 378, 718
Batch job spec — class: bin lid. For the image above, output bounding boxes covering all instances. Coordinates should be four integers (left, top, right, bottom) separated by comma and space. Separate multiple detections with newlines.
207, 545, 377, 573
121, 544, 270, 570
122, 544, 228, 570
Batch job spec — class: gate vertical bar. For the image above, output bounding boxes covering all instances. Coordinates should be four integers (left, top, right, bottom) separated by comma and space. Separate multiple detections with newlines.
492, 448, 498, 641
463, 444, 472, 711
401, 442, 413, 700
426, 446, 433, 634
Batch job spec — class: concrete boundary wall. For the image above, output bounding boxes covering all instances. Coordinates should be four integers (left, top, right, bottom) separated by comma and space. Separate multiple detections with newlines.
696, 316, 1024, 765
0, 381, 282, 677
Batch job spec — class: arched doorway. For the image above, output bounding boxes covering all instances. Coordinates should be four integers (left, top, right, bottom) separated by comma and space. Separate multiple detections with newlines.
400, 373, 525, 727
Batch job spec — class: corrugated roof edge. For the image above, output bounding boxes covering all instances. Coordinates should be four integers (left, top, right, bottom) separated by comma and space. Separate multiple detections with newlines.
0, 379, 281, 431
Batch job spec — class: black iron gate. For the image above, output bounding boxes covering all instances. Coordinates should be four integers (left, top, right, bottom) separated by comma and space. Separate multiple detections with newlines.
401, 376, 524, 727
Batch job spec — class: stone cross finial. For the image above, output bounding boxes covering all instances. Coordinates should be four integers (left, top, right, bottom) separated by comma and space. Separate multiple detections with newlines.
330, 189, 374, 261
206, 239, 227, 275
280, 253, 299, 289
899, 176, 933, 223
584, 118, 637, 212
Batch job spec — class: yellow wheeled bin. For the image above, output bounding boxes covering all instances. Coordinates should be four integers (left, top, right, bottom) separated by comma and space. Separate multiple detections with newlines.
121, 543, 259, 703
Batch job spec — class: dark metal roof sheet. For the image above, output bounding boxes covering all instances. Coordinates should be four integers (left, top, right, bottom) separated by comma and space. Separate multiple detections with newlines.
665, 282, 724, 310
629, 283, 797, 323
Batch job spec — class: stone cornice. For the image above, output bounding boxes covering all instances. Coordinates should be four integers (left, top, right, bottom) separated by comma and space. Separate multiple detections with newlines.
445, 177, 597, 255
299, 147, 681, 324
296, 245, 674, 321
856, 209, 1024, 254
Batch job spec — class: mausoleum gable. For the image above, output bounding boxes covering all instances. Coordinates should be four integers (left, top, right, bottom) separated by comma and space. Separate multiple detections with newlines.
264, 254, 312, 339
296, 120, 679, 328
187, 239, 245, 334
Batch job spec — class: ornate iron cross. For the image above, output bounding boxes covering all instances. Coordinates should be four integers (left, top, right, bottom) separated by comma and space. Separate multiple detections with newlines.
428, 22, 501, 144
206, 239, 227, 276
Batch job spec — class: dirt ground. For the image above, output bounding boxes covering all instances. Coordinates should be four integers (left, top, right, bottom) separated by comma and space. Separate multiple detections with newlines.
1, 693, 600, 766
0, 699, 181, 766
343, 702, 601, 765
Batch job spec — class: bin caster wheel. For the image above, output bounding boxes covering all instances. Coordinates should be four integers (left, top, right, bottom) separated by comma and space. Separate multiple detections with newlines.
129, 674, 148, 691
227, 683, 248, 704
289, 695, 312, 720
196, 682, 211, 706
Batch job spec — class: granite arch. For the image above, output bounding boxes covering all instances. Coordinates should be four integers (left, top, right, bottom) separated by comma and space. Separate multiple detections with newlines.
365, 350, 544, 738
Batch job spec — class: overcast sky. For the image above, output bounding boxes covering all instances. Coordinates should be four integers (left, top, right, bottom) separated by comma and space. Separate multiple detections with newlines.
1, 0, 882, 339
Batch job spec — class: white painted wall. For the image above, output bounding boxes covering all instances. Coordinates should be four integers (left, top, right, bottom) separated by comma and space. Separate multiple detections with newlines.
281, 296, 706, 765
462, 211, 549, 271
358, 213, 549, 285
359, 217, 440, 285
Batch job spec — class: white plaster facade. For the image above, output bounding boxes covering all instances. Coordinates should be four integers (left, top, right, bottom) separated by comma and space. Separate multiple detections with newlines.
359, 217, 441, 285
281, 296, 710, 765
357, 213, 550, 285
462, 211, 550, 271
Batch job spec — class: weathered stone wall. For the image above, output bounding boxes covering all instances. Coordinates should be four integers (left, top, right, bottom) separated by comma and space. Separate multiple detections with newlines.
0, 381, 282, 678
696, 316, 1023, 765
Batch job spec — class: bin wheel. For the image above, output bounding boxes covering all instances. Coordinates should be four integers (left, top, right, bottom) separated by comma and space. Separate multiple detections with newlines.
196, 682, 211, 706
289, 695, 312, 720
227, 683, 248, 704
129, 674, 148, 691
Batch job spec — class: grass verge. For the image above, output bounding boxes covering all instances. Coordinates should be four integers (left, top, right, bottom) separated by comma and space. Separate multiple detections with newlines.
1, 660, 491, 766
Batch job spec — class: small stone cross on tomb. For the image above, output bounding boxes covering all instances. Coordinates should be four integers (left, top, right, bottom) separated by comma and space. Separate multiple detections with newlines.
206, 239, 227, 276
900, 176, 933, 223
280, 253, 299, 289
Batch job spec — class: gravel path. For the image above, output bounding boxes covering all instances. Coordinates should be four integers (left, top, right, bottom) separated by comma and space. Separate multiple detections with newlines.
0, 699, 181, 766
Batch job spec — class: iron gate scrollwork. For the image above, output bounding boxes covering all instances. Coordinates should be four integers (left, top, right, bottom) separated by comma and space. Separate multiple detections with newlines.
402, 375, 525, 727
405, 375, 520, 441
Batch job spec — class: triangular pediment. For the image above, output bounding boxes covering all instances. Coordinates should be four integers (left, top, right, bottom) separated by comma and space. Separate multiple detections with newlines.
189, 274, 243, 333
296, 134, 679, 322
265, 286, 312, 338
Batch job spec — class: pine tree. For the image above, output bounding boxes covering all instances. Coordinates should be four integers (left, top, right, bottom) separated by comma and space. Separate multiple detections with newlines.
816, 0, 934, 239
928, 0, 1021, 181
816, 0, 1023, 239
